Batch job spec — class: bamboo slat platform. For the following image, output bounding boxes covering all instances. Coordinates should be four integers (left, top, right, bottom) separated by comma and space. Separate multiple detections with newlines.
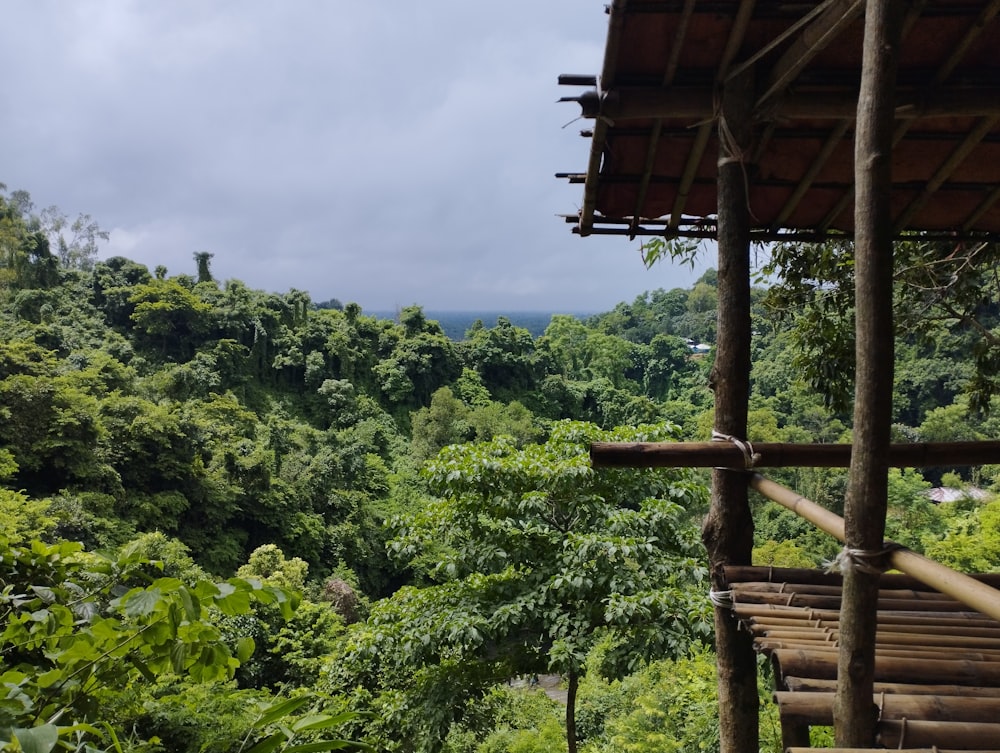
725, 566, 1000, 750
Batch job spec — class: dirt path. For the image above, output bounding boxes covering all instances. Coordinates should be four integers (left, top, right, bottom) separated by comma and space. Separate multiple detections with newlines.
511, 674, 567, 704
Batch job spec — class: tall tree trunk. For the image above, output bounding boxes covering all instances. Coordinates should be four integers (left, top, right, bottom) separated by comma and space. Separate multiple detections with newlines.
702, 67, 758, 753
834, 0, 903, 745
566, 669, 579, 753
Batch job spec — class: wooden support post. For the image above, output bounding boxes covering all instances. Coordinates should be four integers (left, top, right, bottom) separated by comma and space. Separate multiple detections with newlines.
702, 66, 758, 753
834, 0, 904, 746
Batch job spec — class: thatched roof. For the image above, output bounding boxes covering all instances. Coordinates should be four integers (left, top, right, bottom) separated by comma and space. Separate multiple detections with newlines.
559, 0, 1000, 242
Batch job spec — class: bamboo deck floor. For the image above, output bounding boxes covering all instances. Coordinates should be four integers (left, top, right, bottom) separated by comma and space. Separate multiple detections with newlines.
725, 566, 1000, 751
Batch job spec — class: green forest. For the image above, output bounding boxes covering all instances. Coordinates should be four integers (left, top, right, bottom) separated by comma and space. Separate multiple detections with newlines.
4, 185, 1000, 753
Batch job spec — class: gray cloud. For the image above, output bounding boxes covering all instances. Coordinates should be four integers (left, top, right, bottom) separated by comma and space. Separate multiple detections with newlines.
3, 0, 708, 312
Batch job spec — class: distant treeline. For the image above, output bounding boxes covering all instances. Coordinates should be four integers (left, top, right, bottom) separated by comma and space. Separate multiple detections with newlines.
370, 310, 594, 340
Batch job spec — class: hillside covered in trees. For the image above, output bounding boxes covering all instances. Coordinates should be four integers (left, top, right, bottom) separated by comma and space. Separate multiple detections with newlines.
4, 186, 1000, 752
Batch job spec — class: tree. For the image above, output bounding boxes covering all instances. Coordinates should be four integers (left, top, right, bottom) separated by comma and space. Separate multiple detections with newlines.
375, 308, 458, 410
129, 278, 213, 360
409, 386, 471, 463
194, 251, 215, 284
332, 421, 710, 753
38, 205, 108, 271
459, 316, 543, 400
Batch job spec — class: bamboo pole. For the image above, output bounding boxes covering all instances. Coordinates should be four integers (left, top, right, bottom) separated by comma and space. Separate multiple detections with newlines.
736, 593, 971, 612
760, 628, 1000, 650
757, 640, 1000, 663
724, 566, 1000, 591
735, 603, 998, 627
590, 440, 1000, 469
772, 648, 1000, 686
785, 676, 1000, 697
790, 749, 1000, 753
775, 691, 1000, 725
878, 719, 1000, 749
749, 474, 1000, 624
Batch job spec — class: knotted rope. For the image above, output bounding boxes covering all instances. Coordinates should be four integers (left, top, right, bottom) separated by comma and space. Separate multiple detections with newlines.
712, 430, 761, 470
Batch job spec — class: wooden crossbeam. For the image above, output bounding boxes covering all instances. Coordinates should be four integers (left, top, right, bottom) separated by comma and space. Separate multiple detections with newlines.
590, 440, 1000, 468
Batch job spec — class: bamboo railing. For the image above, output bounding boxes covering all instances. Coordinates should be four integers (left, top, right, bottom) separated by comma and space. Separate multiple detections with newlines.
591, 438, 1000, 748
749, 474, 1000, 623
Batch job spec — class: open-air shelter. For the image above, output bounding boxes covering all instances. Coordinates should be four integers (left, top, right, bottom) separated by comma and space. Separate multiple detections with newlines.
560, 1, 1000, 750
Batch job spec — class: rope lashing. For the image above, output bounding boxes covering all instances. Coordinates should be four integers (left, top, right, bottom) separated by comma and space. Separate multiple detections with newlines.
824, 543, 903, 575
708, 589, 734, 609
711, 430, 762, 470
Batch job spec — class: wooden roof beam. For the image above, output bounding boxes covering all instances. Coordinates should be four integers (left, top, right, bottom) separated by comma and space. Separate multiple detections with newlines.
669, 0, 755, 229
893, 114, 1000, 234
755, 0, 866, 115
773, 120, 852, 230
574, 222, 1000, 244
595, 88, 1000, 121
964, 185, 1000, 232
629, 0, 696, 236
818, 0, 990, 232
577, 0, 627, 237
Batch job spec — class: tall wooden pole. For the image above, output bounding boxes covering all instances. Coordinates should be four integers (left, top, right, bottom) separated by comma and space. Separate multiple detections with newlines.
833, 0, 903, 745
702, 67, 758, 753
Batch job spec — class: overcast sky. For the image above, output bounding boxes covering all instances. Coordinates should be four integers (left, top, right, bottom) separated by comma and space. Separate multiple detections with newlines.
3, 1, 710, 312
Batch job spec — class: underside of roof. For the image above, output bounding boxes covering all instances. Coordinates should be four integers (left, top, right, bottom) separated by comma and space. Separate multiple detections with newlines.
559, 0, 1000, 242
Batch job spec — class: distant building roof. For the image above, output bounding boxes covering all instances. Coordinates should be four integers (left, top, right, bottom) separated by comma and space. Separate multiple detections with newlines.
927, 486, 990, 504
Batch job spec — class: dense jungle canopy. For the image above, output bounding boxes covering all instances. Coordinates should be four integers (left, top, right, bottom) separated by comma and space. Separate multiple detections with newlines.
3, 186, 1000, 752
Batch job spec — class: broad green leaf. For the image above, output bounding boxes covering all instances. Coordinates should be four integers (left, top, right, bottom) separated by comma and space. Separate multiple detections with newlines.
291, 714, 341, 733
34, 669, 63, 689
170, 640, 189, 672
177, 585, 199, 621
123, 588, 161, 618
214, 588, 251, 615
285, 741, 373, 753
149, 577, 184, 592
13, 724, 59, 753
236, 636, 255, 663
129, 655, 156, 682
252, 696, 313, 728
243, 731, 285, 753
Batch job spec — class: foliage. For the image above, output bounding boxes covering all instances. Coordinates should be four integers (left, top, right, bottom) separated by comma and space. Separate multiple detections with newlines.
925, 498, 1000, 572
762, 237, 1000, 412
638, 237, 701, 271
8, 185, 1000, 753
330, 421, 710, 752
0, 537, 297, 751
238, 545, 309, 593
